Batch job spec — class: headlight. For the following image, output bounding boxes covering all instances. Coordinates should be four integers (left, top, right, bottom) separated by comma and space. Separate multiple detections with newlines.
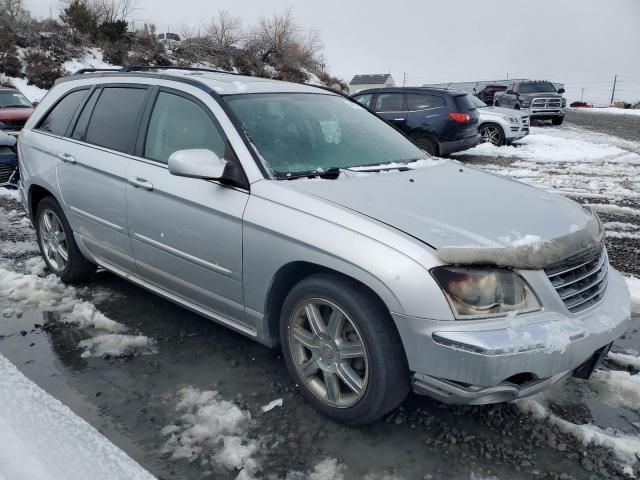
503, 116, 520, 124
562, 98, 567, 107
519, 100, 530, 107
431, 267, 541, 319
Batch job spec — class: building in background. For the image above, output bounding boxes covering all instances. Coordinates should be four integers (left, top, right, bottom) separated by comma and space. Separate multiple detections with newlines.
349, 74, 395, 94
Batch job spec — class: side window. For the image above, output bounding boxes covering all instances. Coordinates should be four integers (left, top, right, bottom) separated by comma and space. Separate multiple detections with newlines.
144, 91, 227, 164
36, 89, 87, 136
374, 93, 405, 112
354, 94, 372, 108
71, 89, 100, 140
406, 94, 446, 111
85, 87, 147, 153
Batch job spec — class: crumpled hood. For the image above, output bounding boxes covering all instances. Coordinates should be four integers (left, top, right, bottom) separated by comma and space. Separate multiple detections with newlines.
288, 162, 601, 269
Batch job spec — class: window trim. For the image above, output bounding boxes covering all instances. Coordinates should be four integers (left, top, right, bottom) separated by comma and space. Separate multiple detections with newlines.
134, 86, 250, 190
34, 87, 91, 137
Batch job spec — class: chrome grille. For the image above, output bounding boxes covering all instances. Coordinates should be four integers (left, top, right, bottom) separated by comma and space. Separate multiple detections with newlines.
531, 97, 562, 109
0, 163, 17, 184
545, 248, 608, 313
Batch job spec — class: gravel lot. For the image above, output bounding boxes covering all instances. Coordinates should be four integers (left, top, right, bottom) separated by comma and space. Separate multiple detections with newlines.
1, 115, 639, 480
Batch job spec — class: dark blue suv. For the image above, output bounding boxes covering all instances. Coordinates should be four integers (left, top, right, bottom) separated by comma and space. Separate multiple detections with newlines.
352, 87, 480, 156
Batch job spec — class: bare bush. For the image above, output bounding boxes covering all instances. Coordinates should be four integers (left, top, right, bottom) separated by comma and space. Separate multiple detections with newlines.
24, 51, 63, 88
207, 10, 243, 50
0, 47, 23, 77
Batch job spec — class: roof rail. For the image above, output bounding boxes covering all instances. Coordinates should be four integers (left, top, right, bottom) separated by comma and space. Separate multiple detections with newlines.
74, 68, 123, 75
72, 66, 240, 76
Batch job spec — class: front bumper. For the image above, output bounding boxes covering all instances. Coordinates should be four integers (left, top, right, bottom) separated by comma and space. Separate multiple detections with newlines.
523, 107, 566, 119
439, 134, 480, 155
392, 267, 631, 404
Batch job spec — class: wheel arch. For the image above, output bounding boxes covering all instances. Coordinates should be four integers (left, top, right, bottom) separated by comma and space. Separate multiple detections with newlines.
262, 261, 403, 349
28, 183, 57, 221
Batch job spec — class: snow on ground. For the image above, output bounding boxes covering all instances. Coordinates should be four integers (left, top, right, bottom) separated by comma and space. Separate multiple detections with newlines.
63, 47, 118, 74
518, 396, 640, 471
608, 351, 640, 371
5, 76, 49, 103
588, 369, 640, 409
0, 354, 156, 480
571, 107, 640, 117
458, 126, 640, 243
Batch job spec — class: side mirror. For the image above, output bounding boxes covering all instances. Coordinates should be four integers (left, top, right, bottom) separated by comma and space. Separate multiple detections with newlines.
558, 88, 565, 94
168, 149, 228, 180
506, 90, 515, 95
32, 101, 39, 108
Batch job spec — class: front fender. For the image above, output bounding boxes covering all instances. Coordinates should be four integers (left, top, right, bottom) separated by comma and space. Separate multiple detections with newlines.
242, 183, 454, 325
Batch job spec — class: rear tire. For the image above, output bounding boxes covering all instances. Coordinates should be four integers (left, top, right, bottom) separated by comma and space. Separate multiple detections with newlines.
280, 273, 410, 425
414, 134, 438, 156
552, 116, 564, 125
35, 196, 97, 283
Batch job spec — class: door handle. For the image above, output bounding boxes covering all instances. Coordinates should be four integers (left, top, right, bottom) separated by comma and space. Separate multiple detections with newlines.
57, 153, 76, 164
392, 118, 406, 122
128, 177, 154, 191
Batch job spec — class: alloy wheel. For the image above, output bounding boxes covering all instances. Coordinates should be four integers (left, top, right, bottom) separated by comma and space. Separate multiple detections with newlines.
39, 209, 68, 272
288, 298, 369, 408
480, 125, 503, 145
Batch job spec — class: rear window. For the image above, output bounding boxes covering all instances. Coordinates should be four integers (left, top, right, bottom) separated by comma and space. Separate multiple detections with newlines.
453, 94, 476, 111
406, 93, 446, 111
84, 87, 147, 153
37, 89, 87, 136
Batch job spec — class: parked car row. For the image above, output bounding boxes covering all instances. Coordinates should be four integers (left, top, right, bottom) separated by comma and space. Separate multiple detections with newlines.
16, 67, 630, 426
0, 87, 33, 188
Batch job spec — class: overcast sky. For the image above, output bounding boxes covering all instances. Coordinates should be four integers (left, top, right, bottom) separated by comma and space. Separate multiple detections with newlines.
26, 0, 640, 103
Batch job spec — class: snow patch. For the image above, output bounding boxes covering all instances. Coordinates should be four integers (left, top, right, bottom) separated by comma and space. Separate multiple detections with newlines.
0, 354, 155, 480
79, 334, 157, 358
607, 351, 640, 371
518, 397, 640, 467
589, 369, 640, 409
161, 387, 258, 477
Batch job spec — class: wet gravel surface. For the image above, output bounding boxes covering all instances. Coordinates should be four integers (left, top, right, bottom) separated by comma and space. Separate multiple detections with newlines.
1, 115, 640, 480
565, 110, 640, 143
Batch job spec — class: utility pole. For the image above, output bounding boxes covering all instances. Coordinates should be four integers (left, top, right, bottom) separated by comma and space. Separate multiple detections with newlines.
506, 72, 509, 80
403, 72, 407, 87
581, 88, 584, 102
610, 74, 617, 105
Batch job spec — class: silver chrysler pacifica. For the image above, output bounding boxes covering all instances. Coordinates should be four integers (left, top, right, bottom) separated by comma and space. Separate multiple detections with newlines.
18, 68, 631, 425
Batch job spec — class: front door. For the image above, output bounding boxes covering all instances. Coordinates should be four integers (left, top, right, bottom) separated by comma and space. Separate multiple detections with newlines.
126, 89, 249, 323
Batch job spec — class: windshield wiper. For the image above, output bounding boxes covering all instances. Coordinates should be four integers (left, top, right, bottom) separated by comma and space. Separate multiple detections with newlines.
277, 167, 342, 180
0, 105, 31, 109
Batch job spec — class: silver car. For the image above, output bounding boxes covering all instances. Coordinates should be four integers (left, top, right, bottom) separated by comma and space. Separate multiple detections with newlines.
471, 96, 530, 146
18, 69, 631, 425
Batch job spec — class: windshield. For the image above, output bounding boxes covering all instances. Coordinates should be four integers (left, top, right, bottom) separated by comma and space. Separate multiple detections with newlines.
470, 96, 488, 108
0, 91, 32, 108
224, 93, 427, 177
519, 82, 556, 94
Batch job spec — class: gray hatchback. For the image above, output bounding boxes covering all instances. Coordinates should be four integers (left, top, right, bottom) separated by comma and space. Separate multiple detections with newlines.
18, 68, 631, 425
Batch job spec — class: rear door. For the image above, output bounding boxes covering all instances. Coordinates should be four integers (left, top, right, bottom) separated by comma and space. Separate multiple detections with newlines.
372, 92, 409, 133
405, 92, 448, 141
57, 85, 150, 272
126, 87, 249, 324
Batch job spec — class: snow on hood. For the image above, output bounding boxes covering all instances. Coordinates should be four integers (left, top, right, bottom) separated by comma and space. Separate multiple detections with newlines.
288, 161, 601, 269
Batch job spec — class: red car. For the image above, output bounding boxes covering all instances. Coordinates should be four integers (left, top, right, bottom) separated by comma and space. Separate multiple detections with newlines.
0, 87, 35, 135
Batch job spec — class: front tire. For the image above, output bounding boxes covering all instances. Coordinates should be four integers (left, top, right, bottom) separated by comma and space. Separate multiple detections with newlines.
35, 196, 97, 283
479, 123, 506, 146
280, 273, 410, 425
552, 116, 564, 125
